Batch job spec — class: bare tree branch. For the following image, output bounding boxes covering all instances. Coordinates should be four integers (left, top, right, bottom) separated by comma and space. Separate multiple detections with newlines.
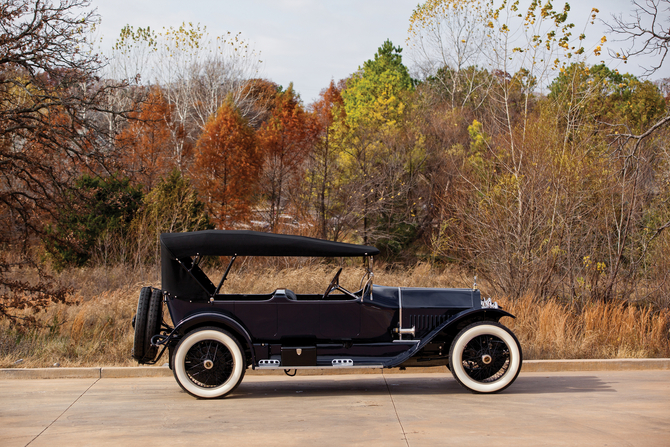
606, 0, 670, 76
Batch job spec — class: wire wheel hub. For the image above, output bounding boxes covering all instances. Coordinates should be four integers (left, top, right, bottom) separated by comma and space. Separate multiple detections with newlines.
462, 334, 510, 382
185, 340, 233, 387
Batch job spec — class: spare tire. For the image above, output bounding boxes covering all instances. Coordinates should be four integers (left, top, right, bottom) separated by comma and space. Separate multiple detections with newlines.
143, 288, 163, 361
132, 287, 152, 362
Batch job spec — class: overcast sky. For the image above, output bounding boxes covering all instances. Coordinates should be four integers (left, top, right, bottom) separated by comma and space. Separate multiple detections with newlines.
89, 0, 667, 105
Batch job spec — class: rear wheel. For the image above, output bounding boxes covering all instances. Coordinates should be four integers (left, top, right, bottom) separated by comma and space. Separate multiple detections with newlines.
449, 321, 522, 393
172, 327, 246, 399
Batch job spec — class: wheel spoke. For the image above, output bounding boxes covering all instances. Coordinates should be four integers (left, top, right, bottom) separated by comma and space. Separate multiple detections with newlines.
462, 334, 511, 383
185, 339, 234, 387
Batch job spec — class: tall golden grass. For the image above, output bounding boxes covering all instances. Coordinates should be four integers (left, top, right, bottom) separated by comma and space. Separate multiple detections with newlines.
1, 263, 668, 367
502, 296, 670, 359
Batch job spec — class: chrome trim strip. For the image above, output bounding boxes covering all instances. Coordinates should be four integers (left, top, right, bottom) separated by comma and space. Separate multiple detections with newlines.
255, 364, 384, 370
395, 287, 415, 339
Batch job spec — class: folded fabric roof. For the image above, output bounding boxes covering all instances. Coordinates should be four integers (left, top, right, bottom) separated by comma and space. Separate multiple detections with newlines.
161, 230, 380, 258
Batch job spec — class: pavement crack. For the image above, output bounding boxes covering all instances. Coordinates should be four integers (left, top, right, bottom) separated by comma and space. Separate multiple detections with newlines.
382, 371, 410, 447
25, 377, 100, 447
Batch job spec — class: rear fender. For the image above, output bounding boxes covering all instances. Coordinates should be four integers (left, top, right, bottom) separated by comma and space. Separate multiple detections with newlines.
174, 312, 256, 366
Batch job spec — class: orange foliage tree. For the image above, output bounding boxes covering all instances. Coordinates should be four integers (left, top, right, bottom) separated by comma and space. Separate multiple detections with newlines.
257, 86, 314, 231
307, 80, 346, 239
192, 102, 261, 228
238, 78, 281, 128
116, 87, 187, 190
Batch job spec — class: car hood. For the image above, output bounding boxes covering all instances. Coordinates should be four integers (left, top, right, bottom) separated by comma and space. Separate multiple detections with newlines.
373, 286, 479, 309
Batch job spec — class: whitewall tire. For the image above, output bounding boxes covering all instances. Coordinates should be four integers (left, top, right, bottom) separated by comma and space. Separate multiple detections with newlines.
449, 321, 522, 393
173, 327, 246, 399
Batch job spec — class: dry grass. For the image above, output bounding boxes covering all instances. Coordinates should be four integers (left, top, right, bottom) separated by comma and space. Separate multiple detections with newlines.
0, 285, 141, 368
1, 263, 668, 367
503, 296, 670, 359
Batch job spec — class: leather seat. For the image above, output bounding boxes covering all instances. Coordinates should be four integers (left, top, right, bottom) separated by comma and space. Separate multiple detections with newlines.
274, 289, 297, 300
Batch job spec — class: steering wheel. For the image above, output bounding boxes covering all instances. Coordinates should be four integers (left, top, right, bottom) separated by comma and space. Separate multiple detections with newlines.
322, 267, 343, 299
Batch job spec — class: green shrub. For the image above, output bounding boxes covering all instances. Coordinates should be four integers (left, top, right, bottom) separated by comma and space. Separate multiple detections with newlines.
44, 175, 143, 269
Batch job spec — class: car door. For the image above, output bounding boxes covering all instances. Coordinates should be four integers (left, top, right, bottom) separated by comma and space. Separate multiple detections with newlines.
318, 298, 360, 339
275, 295, 360, 340
276, 297, 320, 339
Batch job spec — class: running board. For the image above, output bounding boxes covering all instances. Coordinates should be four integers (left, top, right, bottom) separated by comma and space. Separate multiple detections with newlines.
255, 359, 384, 370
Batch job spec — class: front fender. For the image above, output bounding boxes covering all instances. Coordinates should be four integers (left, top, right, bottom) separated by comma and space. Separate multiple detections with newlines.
442, 307, 515, 331
174, 312, 256, 366
382, 307, 515, 368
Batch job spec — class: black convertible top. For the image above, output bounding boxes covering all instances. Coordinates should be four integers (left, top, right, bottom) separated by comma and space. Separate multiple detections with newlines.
160, 230, 380, 258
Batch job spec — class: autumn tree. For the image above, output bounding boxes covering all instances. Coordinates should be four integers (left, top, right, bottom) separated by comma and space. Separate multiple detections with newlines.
549, 63, 667, 134
336, 40, 410, 245
116, 87, 188, 190
109, 23, 265, 171
332, 40, 425, 251
0, 0, 129, 324
573, 69, 670, 303
412, 0, 615, 298
543, 2, 670, 303
192, 102, 261, 228
305, 80, 347, 240
0, 0, 122, 232
239, 78, 282, 129
155, 26, 263, 130
257, 85, 314, 231
416, 0, 670, 303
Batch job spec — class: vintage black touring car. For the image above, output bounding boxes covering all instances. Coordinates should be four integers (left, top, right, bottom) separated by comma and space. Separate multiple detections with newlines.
132, 230, 522, 398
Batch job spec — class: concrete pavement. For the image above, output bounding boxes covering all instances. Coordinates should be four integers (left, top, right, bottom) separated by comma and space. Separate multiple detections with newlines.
1, 370, 669, 447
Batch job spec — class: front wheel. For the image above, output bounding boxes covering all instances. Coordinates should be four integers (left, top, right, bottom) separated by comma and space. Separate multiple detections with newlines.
172, 327, 246, 399
448, 321, 522, 393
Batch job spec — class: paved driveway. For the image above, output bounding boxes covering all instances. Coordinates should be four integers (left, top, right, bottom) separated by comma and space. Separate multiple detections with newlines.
1, 370, 668, 446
